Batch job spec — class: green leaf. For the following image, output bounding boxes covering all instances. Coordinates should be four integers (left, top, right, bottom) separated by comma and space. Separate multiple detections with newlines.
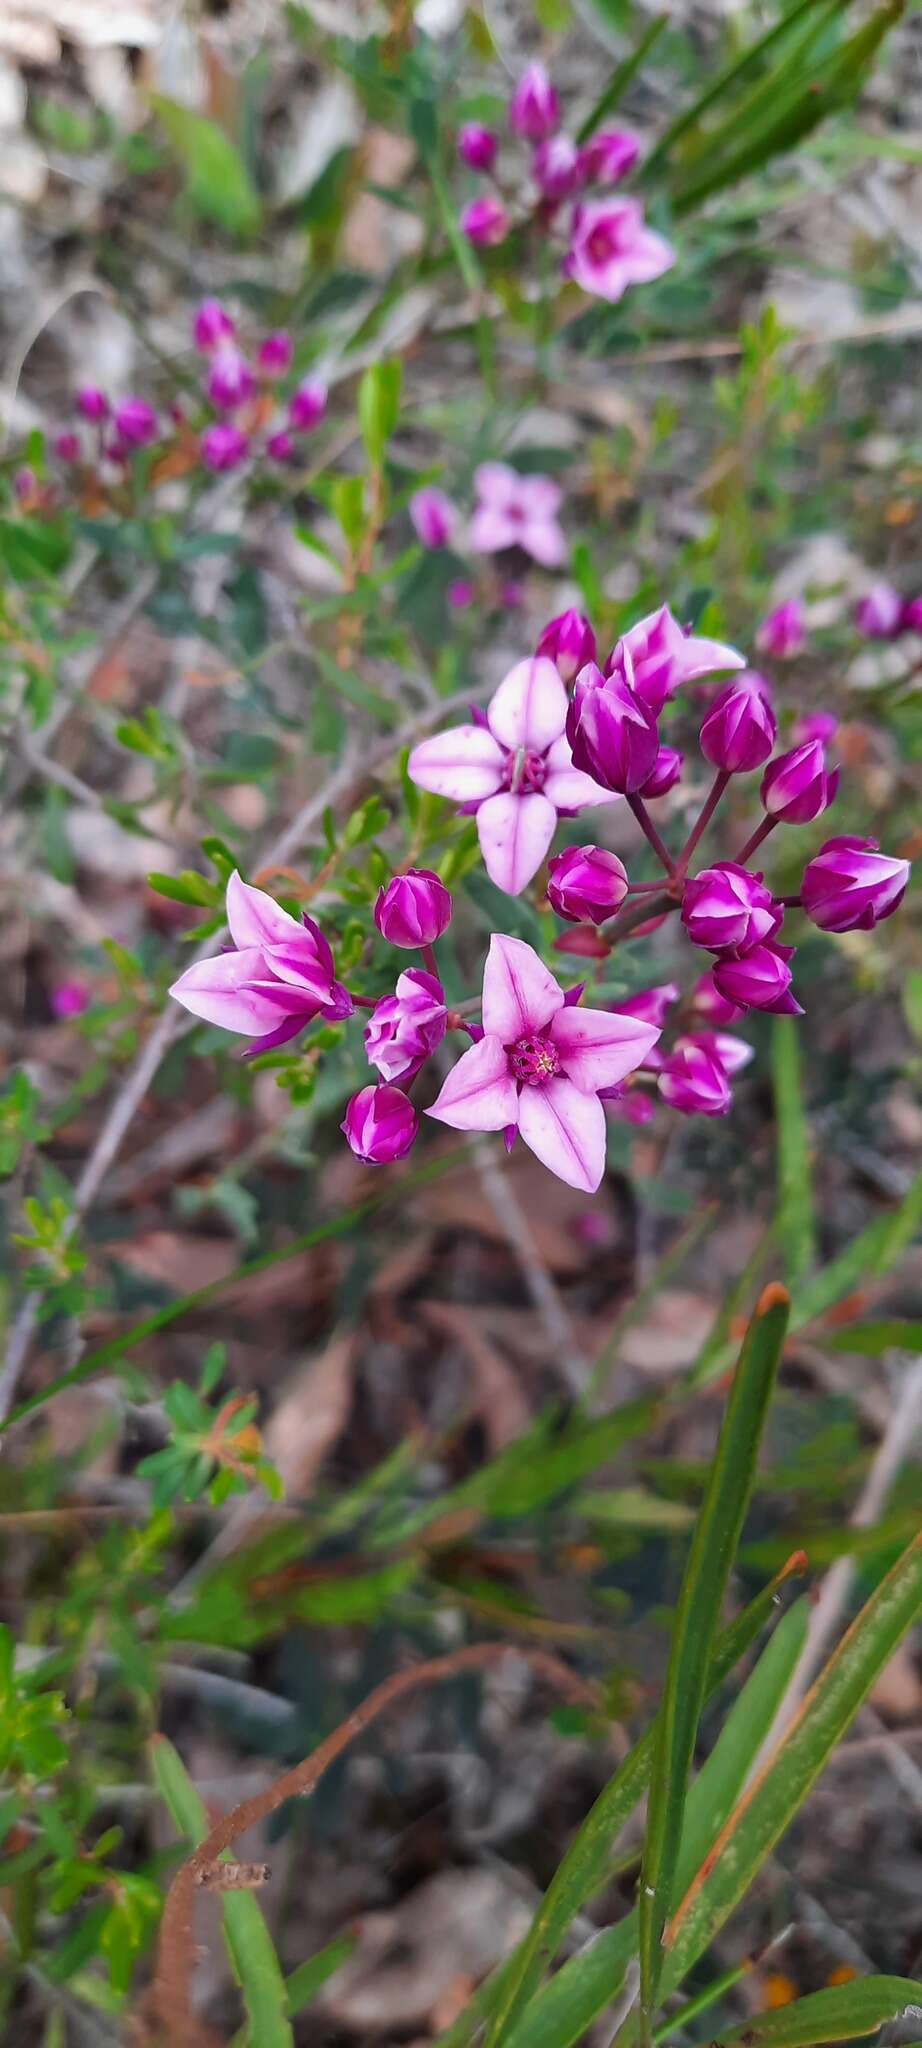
283, 1934, 358, 2015
358, 359, 403, 468
791, 1172, 922, 1331
150, 1736, 292, 2047
771, 1016, 816, 1287
311, 647, 400, 728
577, 15, 668, 143
638, 1284, 789, 2024
150, 96, 262, 234
825, 1318, 922, 1355
147, 870, 217, 907
643, 0, 834, 177
711, 1980, 922, 2048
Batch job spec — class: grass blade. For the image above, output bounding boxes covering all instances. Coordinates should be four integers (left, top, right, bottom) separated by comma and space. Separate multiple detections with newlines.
642, 0, 837, 177
637, 1284, 790, 2031
771, 1016, 816, 1287
576, 16, 669, 144
283, 1933, 357, 2015
711, 1979, 922, 2048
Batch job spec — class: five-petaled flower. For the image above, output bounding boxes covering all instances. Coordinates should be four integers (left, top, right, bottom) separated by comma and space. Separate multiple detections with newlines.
428, 935, 660, 1191
408, 656, 611, 894
470, 463, 565, 566
170, 874, 353, 1055
564, 198, 674, 304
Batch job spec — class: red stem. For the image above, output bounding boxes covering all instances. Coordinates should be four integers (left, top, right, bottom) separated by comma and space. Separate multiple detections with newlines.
626, 793, 676, 875
734, 814, 777, 867
675, 769, 730, 877
421, 943, 440, 979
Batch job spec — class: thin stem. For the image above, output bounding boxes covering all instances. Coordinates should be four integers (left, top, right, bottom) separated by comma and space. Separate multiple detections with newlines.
603, 889, 677, 946
625, 881, 666, 895
734, 813, 776, 867
421, 942, 440, 980
675, 769, 730, 876
626, 793, 676, 875
780, 893, 802, 909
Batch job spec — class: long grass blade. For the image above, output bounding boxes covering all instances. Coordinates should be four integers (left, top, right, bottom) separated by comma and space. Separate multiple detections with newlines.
710, 1979, 922, 2048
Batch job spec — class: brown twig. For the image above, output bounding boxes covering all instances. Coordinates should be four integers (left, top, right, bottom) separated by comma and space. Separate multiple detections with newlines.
143, 1642, 594, 2044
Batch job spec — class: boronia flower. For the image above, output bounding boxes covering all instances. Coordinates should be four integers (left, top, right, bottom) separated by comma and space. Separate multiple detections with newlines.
200, 422, 248, 472
801, 836, 910, 933
193, 299, 236, 351
681, 863, 782, 956
536, 609, 596, 683
114, 397, 158, 448
374, 869, 453, 947
205, 347, 256, 412
289, 379, 327, 431
546, 845, 628, 924
757, 597, 806, 659
170, 873, 353, 1054
712, 940, 802, 1016
689, 971, 744, 1025
640, 744, 683, 798
257, 332, 293, 377
410, 487, 457, 550
855, 582, 902, 639
606, 606, 745, 716
509, 61, 560, 142
458, 123, 499, 171
533, 134, 586, 202
76, 386, 109, 422
342, 1085, 418, 1164
615, 983, 680, 1029
409, 658, 610, 894
428, 935, 660, 1191
680, 1030, 754, 1077
760, 740, 839, 824
461, 195, 509, 247
582, 128, 641, 185
566, 663, 660, 795
364, 969, 447, 1084
658, 1042, 731, 1117
699, 671, 776, 773
469, 463, 565, 566
564, 198, 674, 304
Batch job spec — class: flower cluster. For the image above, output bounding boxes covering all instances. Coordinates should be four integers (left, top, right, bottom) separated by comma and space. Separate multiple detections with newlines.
458, 60, 674, 305
854, 581, 922, 639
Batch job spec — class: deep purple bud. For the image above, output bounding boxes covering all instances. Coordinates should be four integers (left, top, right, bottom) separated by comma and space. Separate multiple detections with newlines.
54, 432, 81, 462
855, 582, 902, 638
51, 980, 89, 1020
113, 397, 158, 448
266, 430, 296, 463
681, 863, 782, 955
206, 347, 256, 412
341, 1084, 418, 1164
609, 1088, 655, 1125
194, 298, 236, 351
410, 486, 457, 550
448, 579, 475, 609
566, 662, 660, 795
288, 378, 327, 431
582, 127, 641, 185
458, 123, 499, 172
699, 671, 776, 773
605, 606, 744, 717
676, 1029, 753, 1077
536, 608, 596, 683
756, 597, 806, 659
461, 195, 509, 247
200, 422, 249, 472
793, 710, 838, 747
689, 971, 744, 1025
364, 968, 447, 1085
509, 61, 560, 142
614, 983, 680, 1029
374, 868, 453, 948
801, 835, 910, 933
257, 331, 294, 377
760, 740, 839, 824
533, 133, 586, 201
659, 1042, 732, 1117
546, 845, 628, 924
640, 744, 683, 798
900, 596, 922, 632
76, 386, 109, 423
712, 941, 802, 1015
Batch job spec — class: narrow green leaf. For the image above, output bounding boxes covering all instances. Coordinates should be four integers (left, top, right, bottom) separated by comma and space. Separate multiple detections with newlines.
638, 1285, 789, 2027
642, 0, 835, 176
283, 1933, 358, 2014
576, 15, 668, 143
652, 1962, 750, 2044
358, 359, 402, 467
826, 1318, 922, 1355
791, 1171, 922, 1331
150, 96, 261, 234
771, 1016, 816, 1287
311, 646, 400, 728
711, 1979, 922, 2048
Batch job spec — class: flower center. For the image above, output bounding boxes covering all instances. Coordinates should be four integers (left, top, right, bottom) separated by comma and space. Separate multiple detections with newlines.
587, 223, 618, 264
502, 746, 548, 794
509, 1034, 560, 1086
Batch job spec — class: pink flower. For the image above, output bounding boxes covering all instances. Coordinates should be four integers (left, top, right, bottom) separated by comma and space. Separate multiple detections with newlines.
458, 124, 499, 171
289, 378, 328, 431
564, 198, 674, 303
699, 671, 776, 774
461, 195, 509, 247
114, 398, 158, 448
900, 596, 922, 632
582, 127, 641, 185
364, 968, 447, 1083
206, 348, 256, 412
640, 744, 683, 798
761, 740, 839, 824
712, 940, 801, 1016
342, 1085, 418, 1163
408, 657, 610, 894
193, 299, 236, 351
566, 663, 660, 795
757, 598, 806, 659
547, 845, 628, 924
616, 983, 680, 1029
54, 433, 81, 462
410, 486, 457, 550
374, 869, 453, 947
76, 387, 109, 422
427, 934, 659, 1191
266, 431, 296, 463
536, 608, 596, 683
533, 134, 586, 202
681, 863, 782, 955
659, 1042, 732, 1117
257, 332, 293, 377
605, 605, 744, 716
200, 422, 248, 472
855, 582, 902, 638
448, 579, 475, 609
470, 463, 565, 567
51, 980, 89, 1020
794, 710, 838, 747
678, 1030, 753, 1077
170, 873, 353, 1054
689, 971, 744, 1025
509, 62, 560, 142
801, 836, 910, 933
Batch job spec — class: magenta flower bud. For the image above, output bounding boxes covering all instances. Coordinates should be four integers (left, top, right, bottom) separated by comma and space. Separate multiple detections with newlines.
54, 432, 81, 462
458, 123, 499, 172
342, 1084, 418, 1164
659, 1042, 732, 1117
266, 430, 296, 463
760, 740, 839, 824
410, 486, 457, 550
364, 968, 447, 1085
756, 597, 806, 659
533, 133, 586, 202
676, 1029, 753, 1078
640, 744, 683, 798
200, 422, 249, 472
682, 863, 782, 956
461, 195, 509, 247
610, 1089, 655, 1126
51, 979, 89, 1020
689, 971, 744, 1025
288, 378, 327, 431
900, 596, 922, 632
448, 579, 475, 609
257, 331, 294, 377
76, 386, 109, 423
374, 868, 453, 948
801, 835, 910, 934
605, 605, 744, 717
547, 845, 628, 924
712, 941, 802, 1016
699, 671, 776, 773
793, 710, 838, 747
582, 127, 641, 185
13, 466, 36, 503
113, 397, 158, 448
206, 347, 256, 412
855, 581, 902, 638
536, 609, 597, 684
194, 298, 236, 352
614, 983, 680, 1030
566, 662, 660, 795
509, 61, 560, 142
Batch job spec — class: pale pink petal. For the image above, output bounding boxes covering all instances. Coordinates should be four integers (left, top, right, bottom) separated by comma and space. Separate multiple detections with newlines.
408, 725, 504, 802
226, 871, 302, 950
169, 950, 293, 1035
517, 1076, 607, 1191
521, 475, 562, 517
487, 657, 568, 752
625, 227, 675, 283
476, 790, 557, 894
550, 1005, 660, 1093
682, 631, 746, 679
470, 505, 516, 554
426, 1035, 518, 1131
474, 461, 517, 501
522, 516, 566, 568
481, 932, 562, 1041
543, 735, 612, 811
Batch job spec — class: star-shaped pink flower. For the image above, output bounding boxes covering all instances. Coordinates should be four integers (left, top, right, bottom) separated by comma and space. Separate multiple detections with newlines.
427, 934, 660, 1191
408, 657, 612, 894
469, 463, 565, 566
